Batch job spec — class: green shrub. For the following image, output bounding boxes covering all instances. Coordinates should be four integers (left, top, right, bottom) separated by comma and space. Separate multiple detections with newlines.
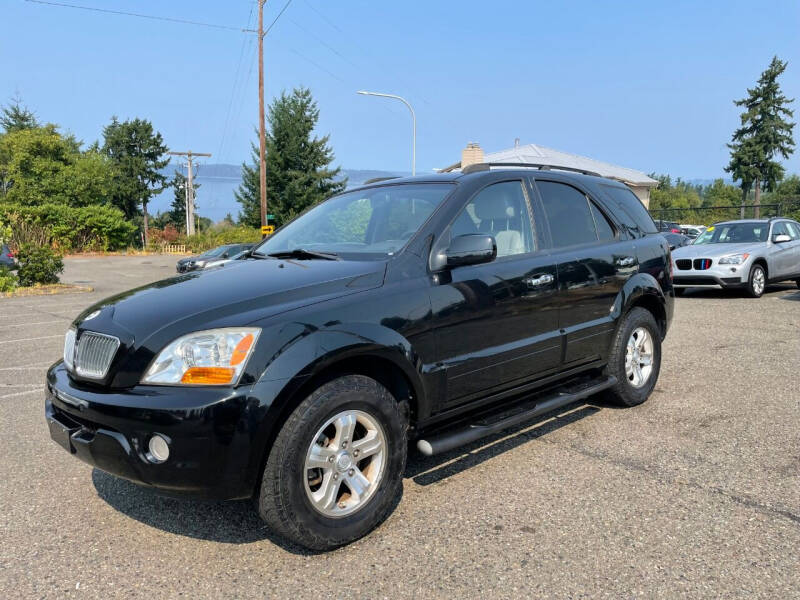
0, 204, 137, 252
16, 244, 64, 286
176, 226, 262, 253
0, 266, 17, 292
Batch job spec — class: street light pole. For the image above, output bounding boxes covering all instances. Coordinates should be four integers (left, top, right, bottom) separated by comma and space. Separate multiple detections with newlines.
357, 91, 416, 176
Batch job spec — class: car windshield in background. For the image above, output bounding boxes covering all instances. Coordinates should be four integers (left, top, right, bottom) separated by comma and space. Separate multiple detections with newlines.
200, 246, 229, 258
693, 223, 769, 244
252, 183, 454, 259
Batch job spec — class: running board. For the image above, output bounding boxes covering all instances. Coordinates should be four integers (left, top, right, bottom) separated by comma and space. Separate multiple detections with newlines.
416, 376, 617, 456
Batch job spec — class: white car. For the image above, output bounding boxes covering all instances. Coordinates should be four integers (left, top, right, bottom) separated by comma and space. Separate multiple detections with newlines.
671, 218, 800, 297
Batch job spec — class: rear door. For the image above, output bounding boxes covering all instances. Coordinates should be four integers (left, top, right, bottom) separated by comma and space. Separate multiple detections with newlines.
429, 179, 562, 406
532, 179, 636, 366
770, 221, 798, 278
785, 222, 800, 277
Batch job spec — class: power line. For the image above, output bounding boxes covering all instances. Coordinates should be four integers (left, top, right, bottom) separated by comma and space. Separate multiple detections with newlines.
25, 0, 247, 32
265, 0, 295, 36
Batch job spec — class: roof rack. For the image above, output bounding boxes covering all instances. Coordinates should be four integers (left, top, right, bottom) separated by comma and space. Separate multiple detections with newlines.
363, 176, 401, 184
461, 162, 602, 177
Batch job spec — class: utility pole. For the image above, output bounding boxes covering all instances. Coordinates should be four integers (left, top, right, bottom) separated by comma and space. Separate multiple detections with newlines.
169, 151, 211, 235
258, 0, 268, 228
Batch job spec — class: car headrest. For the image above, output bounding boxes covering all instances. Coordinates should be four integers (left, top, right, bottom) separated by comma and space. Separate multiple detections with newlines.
475, 195, 517, 221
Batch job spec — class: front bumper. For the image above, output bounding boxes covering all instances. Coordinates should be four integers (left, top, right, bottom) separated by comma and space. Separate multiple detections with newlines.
45, 362, 259, 499
672, 261, 749, 288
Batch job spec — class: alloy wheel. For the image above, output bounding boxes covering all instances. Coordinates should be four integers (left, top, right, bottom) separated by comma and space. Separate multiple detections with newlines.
625, 326, 654, 388
303, 410, 387, 518
752, 267, 765, 296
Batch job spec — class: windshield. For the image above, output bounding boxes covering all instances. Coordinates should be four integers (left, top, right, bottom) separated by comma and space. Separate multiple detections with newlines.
693, 222, 769, 245
253, 183, 454, 259
200, 246, 230, 258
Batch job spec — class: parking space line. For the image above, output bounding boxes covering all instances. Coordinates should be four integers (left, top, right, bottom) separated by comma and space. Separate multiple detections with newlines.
0, 389, 40, 399
0, 320, 69, 330
0, 335, 63, 345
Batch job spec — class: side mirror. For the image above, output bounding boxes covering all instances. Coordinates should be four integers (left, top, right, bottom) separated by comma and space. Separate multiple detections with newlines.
444, 234, 496, 268
773, 234, 791, 243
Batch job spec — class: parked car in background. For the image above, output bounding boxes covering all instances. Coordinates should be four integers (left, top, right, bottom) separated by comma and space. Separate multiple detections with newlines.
680, 224, 706, 239
661, 232, 692, 251
176, 244, 254, 273
46, 166, 673, 550
654, 219, 682, 233
202, 245, 254, 270
671, 218, 800, 297
1, 243, 16, 269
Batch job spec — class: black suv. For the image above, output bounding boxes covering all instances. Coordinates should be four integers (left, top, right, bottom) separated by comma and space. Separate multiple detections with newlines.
45, 165, 674, 550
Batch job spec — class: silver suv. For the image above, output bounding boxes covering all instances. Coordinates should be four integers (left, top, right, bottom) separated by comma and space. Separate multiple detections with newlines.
671, 218, 800, 297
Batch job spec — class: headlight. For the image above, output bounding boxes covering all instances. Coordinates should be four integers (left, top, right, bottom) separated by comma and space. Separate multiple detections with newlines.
142, 328, 260, 385
64, 327, 77, 371
193, 260, 205, 268
718, 253, 749, 265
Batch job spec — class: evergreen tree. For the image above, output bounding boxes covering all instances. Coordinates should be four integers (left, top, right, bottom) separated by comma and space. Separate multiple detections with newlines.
0, 95, 39, 133
726, 56, 795, 217
101, 117, 169, 245
236, 87, 346, 227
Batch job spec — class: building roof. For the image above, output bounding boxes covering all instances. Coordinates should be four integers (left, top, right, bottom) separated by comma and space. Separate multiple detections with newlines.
442, 143, 658, 187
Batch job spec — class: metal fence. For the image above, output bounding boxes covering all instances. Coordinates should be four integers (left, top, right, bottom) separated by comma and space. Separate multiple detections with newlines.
649, 199, 800, 226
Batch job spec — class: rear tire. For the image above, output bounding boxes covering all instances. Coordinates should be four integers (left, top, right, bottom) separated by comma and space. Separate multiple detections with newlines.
602, 307, 662, 407
747, 264, 766, 298
674, 287, 685, 297
258, 375, 407, 551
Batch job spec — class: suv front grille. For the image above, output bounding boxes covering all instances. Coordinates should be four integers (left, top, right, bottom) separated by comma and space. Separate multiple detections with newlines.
693, 258, 712, 270
675, 259, 692, 270
74, 332, 120, 379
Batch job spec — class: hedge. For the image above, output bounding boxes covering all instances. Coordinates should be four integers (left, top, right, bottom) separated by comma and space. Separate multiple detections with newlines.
0, 203, 137, 252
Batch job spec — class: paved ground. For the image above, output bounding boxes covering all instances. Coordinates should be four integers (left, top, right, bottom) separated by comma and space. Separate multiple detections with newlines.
1, 255, 798, 599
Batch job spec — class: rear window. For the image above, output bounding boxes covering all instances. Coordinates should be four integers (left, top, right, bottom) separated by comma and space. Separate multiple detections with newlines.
600, 185, 658, 235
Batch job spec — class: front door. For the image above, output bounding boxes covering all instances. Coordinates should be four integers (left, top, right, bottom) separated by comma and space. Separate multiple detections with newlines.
429, 179, 562, 406
533, 179, 633, 366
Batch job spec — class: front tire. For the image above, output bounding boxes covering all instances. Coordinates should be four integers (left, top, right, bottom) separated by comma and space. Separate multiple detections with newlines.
258, 375, 407, 551
747, 264, 766, 298
603, 307, 662, 407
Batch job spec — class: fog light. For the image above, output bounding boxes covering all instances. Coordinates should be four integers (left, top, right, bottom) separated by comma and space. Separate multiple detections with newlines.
147, 434, 170, 463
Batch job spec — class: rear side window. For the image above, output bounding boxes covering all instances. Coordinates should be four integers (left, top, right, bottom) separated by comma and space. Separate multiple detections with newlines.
601, 185, 658, 235
537, 181, 604, 248
591, 203, 615, 242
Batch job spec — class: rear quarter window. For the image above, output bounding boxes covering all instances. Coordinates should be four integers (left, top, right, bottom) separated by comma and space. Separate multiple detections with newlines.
600, 185, 658, 235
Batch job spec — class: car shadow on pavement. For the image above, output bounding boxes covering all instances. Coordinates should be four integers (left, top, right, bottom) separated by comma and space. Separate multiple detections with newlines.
91, 469, 325, 555
678, 284, 794, 299
778, 290, 800, 301
404, 401, 601, 486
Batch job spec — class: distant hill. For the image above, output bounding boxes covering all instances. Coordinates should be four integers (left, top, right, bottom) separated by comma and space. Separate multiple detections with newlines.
151, 164, 410, 223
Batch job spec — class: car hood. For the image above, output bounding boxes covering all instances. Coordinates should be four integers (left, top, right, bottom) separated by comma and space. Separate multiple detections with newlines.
73, 257, 387, 350
672, 243, 764, 259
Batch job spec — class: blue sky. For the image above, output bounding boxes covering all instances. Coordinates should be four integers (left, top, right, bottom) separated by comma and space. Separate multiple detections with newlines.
2, 0, 799, 179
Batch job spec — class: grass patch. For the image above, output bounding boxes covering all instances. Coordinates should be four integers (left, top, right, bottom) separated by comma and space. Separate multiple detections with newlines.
1, 283, 93, 298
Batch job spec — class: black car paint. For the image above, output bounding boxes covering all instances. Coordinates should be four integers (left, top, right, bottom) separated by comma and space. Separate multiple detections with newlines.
46, 170, 674, 499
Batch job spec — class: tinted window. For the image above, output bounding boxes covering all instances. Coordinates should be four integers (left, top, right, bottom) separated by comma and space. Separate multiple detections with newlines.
537, 181, 598, 247
591, 203, 615, 241
451, 181, 535, 257
601, 185, 658, 234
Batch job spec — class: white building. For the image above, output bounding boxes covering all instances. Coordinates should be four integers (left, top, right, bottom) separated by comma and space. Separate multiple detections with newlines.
441, 142, 657, 208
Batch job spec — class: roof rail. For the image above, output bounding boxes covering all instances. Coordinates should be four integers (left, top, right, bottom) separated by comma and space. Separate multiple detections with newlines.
363, 176, 401, 184
461, 162, 602, 177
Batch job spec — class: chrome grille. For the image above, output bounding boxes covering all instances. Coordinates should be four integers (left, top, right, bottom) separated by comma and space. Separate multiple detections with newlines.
74, 332, 120, 379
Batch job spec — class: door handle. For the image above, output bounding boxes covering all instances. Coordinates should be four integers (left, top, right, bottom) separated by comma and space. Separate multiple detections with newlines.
615, 256, 636, 267
525, 273, 554, 288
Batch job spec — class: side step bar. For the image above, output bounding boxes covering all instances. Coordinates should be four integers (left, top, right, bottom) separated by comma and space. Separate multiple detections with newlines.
416, 376, 617, 456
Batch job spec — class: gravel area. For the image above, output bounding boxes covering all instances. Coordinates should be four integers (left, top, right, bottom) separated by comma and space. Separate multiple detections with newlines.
1, 255, 798, 598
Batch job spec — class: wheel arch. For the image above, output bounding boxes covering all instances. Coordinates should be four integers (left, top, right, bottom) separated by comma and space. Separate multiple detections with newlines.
242, 327, 425, 497
615, 272, 668, 338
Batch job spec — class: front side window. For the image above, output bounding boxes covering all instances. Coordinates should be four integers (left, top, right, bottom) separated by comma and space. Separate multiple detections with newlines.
450, 181, 535, 257
785, 221, 800, 240
772, 222, 790, 239
538, 181, 605, 248
253, 184, 453, 259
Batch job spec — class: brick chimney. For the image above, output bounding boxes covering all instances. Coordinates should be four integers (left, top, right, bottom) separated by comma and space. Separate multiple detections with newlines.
461, 142, 484, 170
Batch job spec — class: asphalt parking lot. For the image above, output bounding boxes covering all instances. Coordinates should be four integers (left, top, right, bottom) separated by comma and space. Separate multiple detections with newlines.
1, 255, 798, 598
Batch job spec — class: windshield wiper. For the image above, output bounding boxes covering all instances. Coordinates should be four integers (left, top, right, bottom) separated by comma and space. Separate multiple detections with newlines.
263, 248, 340, 261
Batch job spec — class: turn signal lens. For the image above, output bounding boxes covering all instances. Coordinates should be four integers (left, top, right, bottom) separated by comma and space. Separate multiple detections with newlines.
230, 334, 254, 366
180, 367, 236, 385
